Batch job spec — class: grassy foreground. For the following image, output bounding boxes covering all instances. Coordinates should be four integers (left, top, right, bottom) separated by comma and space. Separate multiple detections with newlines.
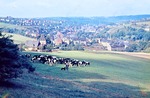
0, 51, 150, 98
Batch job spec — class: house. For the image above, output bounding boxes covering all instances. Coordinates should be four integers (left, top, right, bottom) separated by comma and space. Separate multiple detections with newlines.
24, 40, 40, 51
101, 42, 112, 51
72, 38, 80, 45
144, 26, 150, 32
56, 32, 63, 39
62, 38, 70, 45
80, 40, 87, 45
31, 32, 39, 38
25, 31, 39, 38
79, 38, 87, 45
38, 34, 46, 45
24, 34, 47, 51
54, 38, 63, 46
54, 32, 64, 46
95, 38, 101, 43
73, 40, 80, 45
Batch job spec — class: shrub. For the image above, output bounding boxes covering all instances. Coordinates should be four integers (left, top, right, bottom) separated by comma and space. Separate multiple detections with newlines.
0, 32, 35, 81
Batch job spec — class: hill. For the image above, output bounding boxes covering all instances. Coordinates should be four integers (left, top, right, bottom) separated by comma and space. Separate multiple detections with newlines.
43, 15, 150, 25
2, 32, 36, 44
0, 51, 150, 98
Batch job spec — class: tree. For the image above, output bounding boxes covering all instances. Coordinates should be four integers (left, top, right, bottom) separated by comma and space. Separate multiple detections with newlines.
0, 32, 35, 81
126, 43, 137, 52
143, 32, 150, 41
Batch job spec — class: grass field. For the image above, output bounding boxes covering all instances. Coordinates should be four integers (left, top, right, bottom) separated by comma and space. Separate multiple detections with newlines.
2, 32, 36, 44
45, 51, 150, 89
0, 51, 150, 98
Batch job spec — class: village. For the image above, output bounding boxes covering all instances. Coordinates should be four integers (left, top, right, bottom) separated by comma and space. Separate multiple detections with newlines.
0, 16, 150, 52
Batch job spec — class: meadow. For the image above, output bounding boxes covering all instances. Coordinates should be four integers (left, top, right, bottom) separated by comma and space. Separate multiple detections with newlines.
0, 51, 150, 98
2, 32, 36, 44
44, 51, 150, 90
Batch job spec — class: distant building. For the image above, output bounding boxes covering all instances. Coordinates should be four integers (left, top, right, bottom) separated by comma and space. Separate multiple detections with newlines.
31, 33, 39, 38
38, 34, 46, 45
101, 42, 112, 51
54, 32, 64, 46
25, 31, 39, 38
73, 40, 80, 45
79, 40, 87, 45
56, 32, 63, 39
144, 26, 150, 32
24, 34, 47, 51
95, 38, 101, 43
72, 38, 80, 45
54, 38, 63, 46
62, 38, 70, 45
24, 40, 40, 51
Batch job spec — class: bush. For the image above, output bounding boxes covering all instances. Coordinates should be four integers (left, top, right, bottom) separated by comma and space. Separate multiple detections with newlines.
0, 32, 35, 81
126, 43, 137, 52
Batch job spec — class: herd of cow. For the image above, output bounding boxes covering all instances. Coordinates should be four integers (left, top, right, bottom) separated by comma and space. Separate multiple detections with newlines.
23, 53, 90, 70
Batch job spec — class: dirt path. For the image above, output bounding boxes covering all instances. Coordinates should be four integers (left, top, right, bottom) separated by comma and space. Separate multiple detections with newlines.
115, 52, 150, 60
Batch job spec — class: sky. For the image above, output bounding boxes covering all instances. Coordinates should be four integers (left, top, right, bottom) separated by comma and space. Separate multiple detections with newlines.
0, 0, 150, 18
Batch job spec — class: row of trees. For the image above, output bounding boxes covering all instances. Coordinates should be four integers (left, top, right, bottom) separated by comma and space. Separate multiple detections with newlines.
42, 41, 84, 51
112, 29, 150, 41
126, 41, 150, 52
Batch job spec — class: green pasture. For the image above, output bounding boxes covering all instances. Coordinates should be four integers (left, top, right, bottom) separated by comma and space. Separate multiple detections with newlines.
30, 51, 150, 94
1, 50, 150, 97
2, 32, 36, 44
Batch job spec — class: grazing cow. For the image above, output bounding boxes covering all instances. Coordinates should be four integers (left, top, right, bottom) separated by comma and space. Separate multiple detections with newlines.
86, 62, 90, 66
82, 61, 90, 66
39, 56, 47, 64
30, 54, 90, 71
71, 60, 79, 67
57, 58, 64, 64
46, 55, 57, 65
52, 56, 58, 64
31, 55, 38, 62
25, 54, 31, 58
77, 61, 83, 67
61, 67, 66, 70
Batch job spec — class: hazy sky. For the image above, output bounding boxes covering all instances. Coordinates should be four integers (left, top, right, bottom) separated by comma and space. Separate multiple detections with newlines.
0, 0, 150, 18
